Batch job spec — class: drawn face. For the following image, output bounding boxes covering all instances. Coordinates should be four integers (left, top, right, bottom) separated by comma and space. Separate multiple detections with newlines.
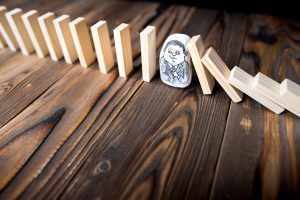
163, 44, 185, 66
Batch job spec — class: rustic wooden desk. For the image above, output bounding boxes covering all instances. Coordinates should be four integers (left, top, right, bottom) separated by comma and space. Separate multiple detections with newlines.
0, 0, 299, 199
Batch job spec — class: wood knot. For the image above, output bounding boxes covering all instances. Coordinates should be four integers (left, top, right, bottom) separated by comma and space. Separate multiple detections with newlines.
92, 160, 111, 175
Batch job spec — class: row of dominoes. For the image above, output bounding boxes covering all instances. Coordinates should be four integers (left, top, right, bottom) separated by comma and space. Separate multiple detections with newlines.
187, 35, 300, 117
0, 6, 157, 80
0, 6, 299, 117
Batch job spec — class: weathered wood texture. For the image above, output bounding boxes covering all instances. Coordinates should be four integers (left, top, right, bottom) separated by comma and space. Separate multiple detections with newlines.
0, 1, 299, 200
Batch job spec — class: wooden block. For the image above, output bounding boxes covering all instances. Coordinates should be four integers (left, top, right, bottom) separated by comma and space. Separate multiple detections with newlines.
140, 26, 156, 82
5, 8, 34, 55
280, 79, 300, 107
253, 73, 300, 117
38, 12, 63, 61
0, 32, 6, 48
53, 15, 77, 64
22, 10, 48, 58
113, 23, 133, 77
69, 17, 95, 68
0, 6, 18, 51
187, 35, 215, 94
91, 20, 114, 73
201, 47, 243, 102
229, 67, 284, 114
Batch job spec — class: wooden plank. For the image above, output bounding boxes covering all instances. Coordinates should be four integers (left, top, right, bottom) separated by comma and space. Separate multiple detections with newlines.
91, 20, 114, 73
0, 66, 118, 200
0, 56, 72, 128
5, 8, 34, 55
229, 66, 284, 114
22, 10, 48, 58
201, 47, 243, 102
38, 12, 63, 61
113, 23, 133, 77
53, 14, 78, 64
140, 25, 156, 82
69, 17, 95, 68
187, 35, 215, 94
0, 6, 19, 51
253, 72, 300, 117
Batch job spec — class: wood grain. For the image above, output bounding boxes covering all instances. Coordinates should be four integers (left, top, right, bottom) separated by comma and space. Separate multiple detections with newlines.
0, 1, 299, 200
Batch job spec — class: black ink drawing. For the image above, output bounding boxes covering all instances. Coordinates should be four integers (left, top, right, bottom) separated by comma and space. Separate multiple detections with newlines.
160, 34, 191, 88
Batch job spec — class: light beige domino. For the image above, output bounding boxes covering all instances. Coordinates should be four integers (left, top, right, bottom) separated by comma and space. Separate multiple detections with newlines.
53, 15, 77, 64
280, 79, 300, 107
69, 17, 95, 68
22, 10, 48, 58
187, 35, 215, 94
38, 12, 63, 61
113, 23, 133, 77
91, 20, 114, 73
140, 26, 156, 82
229, 67, 284, 114
201, 47, 243, 102
6, 8, 34, 55
0, 6, 18, 51
253, 73, 300, 117
0, 32, 5, 48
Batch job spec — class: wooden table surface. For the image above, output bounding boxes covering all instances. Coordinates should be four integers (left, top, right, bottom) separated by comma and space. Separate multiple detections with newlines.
0, 0, 300, 199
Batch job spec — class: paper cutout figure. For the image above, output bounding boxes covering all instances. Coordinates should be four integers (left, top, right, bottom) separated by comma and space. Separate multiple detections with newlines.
160, 34, 191, 88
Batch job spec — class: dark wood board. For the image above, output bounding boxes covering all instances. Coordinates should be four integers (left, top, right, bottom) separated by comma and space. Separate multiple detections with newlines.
0, 0, 299, 200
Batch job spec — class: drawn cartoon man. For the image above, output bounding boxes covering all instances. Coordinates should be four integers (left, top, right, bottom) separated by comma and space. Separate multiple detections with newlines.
160, 40, 190, 87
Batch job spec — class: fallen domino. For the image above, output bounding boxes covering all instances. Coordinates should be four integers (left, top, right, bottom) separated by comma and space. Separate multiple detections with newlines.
228, 66, 284, 114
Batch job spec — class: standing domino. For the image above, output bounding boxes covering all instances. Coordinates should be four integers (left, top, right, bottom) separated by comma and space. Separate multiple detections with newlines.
91, 21, 114, 73
0, 6, 18, 51
160, 34, 192, 88
113, 23, 133, 77
70, 17, 95, 68
140, 26, 156, 82
6, 8, 34, 55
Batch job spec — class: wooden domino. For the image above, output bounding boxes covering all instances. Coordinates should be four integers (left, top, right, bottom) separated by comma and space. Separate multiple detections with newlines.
54, 15, 77, 64
91, 20, 114, 73
187, 35, 215, 94
280, 79, 300, 108
0, 6, 18, 51
0, 32, 5, 48
201, 47, 243, 102
253, 73, 300, 117
113, 23, 133, 77
140, 25, 156, 82
229, 67, 284, 114
69, 17, 95, 68
38, 12, 63, 61
5, 8, 34, 55
22, 10, 48, 58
